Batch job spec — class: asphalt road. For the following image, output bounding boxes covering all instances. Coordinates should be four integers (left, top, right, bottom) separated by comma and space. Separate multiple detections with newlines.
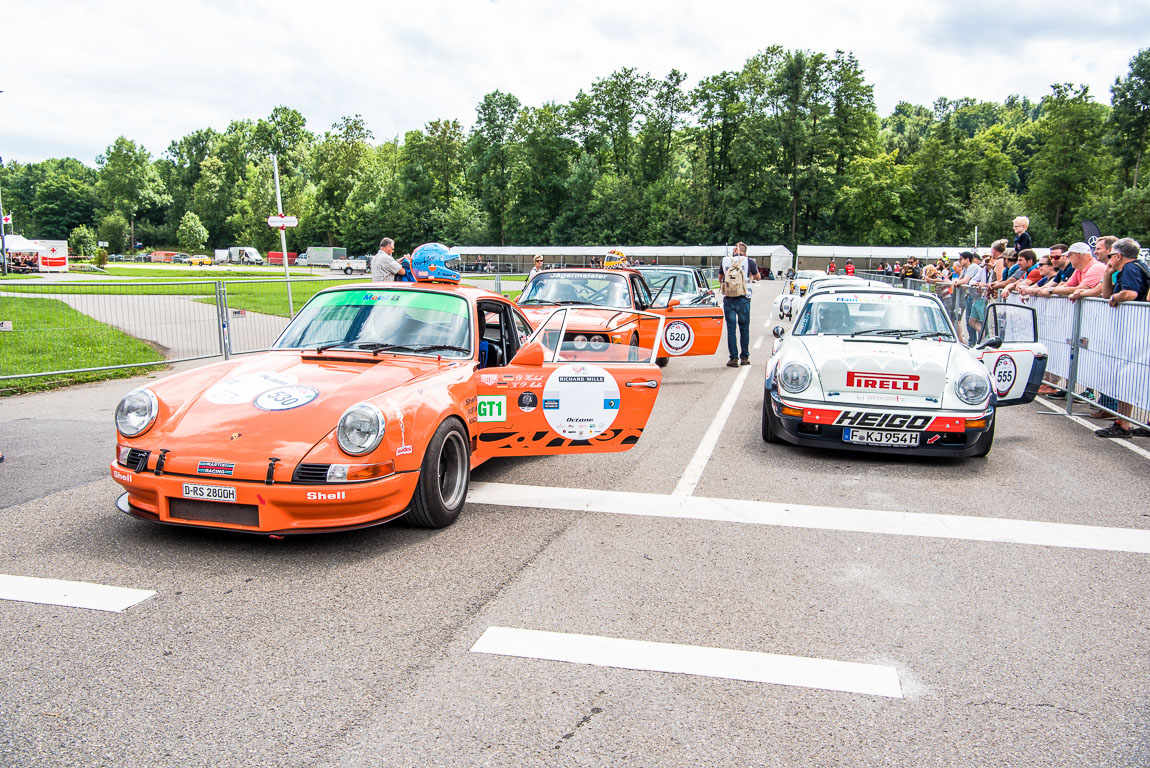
2, 282, 1149, 767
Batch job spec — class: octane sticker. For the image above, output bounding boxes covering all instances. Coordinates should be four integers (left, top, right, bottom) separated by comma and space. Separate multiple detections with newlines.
663, 320, 694, 355
542, 364, 621, 440
206, 371, 297, 404
992, 355, 1017, 396
477, 396, 507, 422
253, 385, 319, 411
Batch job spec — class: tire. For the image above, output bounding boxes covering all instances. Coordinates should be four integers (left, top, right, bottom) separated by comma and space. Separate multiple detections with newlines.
405, 419, 470, 528
761, 398, 781, 443
973, 416, 995, 457
628, 333, 641, 363
344, 266, 353, 275
656, 357, 670, 368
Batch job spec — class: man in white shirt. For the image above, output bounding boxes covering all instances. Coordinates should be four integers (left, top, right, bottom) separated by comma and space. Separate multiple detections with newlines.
719, 242, 752, 367
371, 237, 404, 282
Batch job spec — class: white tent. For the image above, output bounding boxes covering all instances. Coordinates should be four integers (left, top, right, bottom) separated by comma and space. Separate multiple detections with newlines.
3, 234, 47, 252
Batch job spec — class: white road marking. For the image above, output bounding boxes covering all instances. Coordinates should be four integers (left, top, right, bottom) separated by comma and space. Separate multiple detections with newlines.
471, 626, 903, 698
1035, 396, 1150, 462
467, 483, 1150, 554
753, 336, 764, 350
0, 575, 155, 612
671, 365, 753, 496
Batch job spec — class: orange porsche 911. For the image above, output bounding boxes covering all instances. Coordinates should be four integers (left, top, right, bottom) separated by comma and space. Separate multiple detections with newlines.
111, 281, 669, 535
515, 268, 724, 366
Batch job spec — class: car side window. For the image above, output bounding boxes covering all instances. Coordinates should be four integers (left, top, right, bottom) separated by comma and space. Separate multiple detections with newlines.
512, 309, 533, 350
632, 278, 652, 309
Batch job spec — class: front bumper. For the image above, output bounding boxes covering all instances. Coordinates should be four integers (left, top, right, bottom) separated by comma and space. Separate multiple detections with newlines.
764, 390, 994, 458
111, 462, 420, 534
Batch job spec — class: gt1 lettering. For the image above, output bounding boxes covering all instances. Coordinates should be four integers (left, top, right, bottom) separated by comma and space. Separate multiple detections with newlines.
476, 396, 507, 422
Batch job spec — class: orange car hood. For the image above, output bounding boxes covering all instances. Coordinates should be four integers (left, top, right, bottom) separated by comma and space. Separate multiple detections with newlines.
140, 352, 448, 478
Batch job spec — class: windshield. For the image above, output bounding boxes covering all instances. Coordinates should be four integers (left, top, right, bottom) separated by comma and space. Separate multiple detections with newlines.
639, 269, 700, 298
273, 289, 472, 357
794, 292, 954, 338
519, 271, 632, 309
796, 271, 822, 280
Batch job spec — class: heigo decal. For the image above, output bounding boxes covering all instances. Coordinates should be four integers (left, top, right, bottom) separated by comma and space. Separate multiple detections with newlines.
663, 320, 695, 355
542, 364, 621, 440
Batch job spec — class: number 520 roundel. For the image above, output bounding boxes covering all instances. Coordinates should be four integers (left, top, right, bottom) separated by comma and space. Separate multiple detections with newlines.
111, 283, 668, 535
761, 285, 1047, 457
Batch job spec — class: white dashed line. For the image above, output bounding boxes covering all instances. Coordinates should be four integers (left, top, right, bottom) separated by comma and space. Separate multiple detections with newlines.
0, 575, 155, 612
467, 483, 1150, 554
753, 336, 764, 350
671, 364, 753, 496
471, 626, 903, 698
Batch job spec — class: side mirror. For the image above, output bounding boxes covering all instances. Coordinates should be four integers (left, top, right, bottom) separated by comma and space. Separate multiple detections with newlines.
667, 299, 680, 310
976, 335, 1003, 350
772, 326, 785, 339
509, 341, 546, 367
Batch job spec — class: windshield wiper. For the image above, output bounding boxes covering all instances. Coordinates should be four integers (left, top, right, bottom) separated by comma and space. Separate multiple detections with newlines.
314, 340, 350, 353
519, 298, 556, 305
850, 328, 919, 337
376, 344, 471, 354
554, 300, 591, 305
911, 331, 955, 340
357, 342, 405, 357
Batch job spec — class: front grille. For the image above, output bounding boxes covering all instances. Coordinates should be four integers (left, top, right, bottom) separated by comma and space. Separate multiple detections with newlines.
292, 463, 331, 484
169, 499, 259, 527
126, 449, 150, 472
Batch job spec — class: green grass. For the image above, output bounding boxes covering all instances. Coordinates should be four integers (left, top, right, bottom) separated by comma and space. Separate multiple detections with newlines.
0, 273, 41, 280
0, 297, 166, 395
99, 266, 315, 278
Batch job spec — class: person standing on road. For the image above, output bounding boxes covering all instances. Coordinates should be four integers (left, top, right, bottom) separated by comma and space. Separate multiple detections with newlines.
371, 237, 405, 282
719, 242, 752, 368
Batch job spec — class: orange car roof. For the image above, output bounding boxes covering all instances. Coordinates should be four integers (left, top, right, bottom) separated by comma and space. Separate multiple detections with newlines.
312, 281, 507, 303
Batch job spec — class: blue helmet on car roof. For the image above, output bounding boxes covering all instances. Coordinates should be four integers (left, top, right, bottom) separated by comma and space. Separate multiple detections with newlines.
410, 242, 461, 284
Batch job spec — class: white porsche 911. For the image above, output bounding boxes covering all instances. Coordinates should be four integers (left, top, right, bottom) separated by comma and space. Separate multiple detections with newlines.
762, 285, 1047, 457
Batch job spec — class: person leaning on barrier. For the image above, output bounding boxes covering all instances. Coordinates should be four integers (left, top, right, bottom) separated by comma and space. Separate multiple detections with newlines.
988, 239, 1009, 281
1039, 243, 1105, 299
1047, 244, 1073, 285
1094, 238, 1150, 439
998, 249, 1040, 299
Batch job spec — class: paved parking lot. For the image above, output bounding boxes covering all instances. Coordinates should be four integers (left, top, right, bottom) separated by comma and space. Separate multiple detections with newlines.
2, 282, 1148, 767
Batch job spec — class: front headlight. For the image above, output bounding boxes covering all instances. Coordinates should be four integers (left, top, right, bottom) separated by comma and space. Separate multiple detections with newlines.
572, 334, 588, 350
588, 335, 608, 351
115, 388, 158, 437
779, 362, 812, 393
337, 403, 385, 455
956, 372, 991, 405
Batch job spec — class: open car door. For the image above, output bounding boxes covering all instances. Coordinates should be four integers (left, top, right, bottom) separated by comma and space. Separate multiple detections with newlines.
473, 308, 664, 458
641, 275, 724, 358
977, 302, 1048, 405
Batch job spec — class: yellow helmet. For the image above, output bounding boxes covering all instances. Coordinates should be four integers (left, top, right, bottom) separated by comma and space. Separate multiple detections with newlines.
604, 249, 626, 268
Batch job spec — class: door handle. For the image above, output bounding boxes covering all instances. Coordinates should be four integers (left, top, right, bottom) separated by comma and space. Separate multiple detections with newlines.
626, 380, 658, 389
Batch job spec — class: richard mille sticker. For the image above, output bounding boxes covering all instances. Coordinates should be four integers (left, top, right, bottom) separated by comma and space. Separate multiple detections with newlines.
518, 392, 538, 413
542, 364, 620, 440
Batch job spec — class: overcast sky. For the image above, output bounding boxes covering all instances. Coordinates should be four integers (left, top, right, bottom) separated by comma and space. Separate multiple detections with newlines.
5, 0, 1147, 166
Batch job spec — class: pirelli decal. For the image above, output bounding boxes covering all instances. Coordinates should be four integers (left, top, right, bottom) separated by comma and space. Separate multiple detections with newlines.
803, 408, 966, 433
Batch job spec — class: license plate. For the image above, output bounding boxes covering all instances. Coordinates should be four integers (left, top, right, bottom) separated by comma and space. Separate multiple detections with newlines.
182, 483, 237, 502
843, 429, 920, 447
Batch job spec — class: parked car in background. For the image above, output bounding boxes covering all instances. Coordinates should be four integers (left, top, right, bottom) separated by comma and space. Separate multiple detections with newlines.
188, 254, 213, 266
631, 265, 717, 307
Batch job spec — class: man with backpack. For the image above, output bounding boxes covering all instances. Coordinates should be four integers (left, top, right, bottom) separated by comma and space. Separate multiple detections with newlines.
719, 242, 752, 367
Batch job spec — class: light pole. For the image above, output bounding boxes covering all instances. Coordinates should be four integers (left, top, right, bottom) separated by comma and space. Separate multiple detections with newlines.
0, 154, 7, 277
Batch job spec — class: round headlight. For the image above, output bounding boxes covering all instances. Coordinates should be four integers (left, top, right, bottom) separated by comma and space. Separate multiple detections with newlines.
956, 371, 991, 405
588, 335, 608, 351
337, 403, 385, 456
115, 388, 158, 437
779, 362, 812, 393
572, 334, 588, 350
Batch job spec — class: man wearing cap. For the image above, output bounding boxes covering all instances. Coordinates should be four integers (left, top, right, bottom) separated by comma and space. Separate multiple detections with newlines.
1040, 243, 1104, 298
1094, 238, 1150, 438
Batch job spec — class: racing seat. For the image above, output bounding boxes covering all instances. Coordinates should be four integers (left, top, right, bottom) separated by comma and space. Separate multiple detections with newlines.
816, 303, 851, 334
548, 283, 581, 303
477, 312, 504, 368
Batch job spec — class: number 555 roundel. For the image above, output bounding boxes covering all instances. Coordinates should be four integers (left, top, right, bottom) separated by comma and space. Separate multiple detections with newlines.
111, 283, 666, 535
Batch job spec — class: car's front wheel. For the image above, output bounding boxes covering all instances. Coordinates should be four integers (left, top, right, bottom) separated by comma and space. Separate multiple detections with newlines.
344, 266, 353, 275
761, 397, 781, 443
405, 418, 470, 527
973, 416, 995, 457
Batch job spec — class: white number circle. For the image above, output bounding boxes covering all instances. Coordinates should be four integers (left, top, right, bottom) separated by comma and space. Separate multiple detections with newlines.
663, 320, 694, 355
542, 364, 621, 440
992, 355, 1017, 396
254, 385, 319, 411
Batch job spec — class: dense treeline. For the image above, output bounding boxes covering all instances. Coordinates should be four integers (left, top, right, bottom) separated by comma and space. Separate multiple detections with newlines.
4, 45, 1150, 257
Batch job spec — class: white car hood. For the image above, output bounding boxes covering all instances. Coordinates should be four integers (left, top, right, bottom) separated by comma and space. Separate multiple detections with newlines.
800, 336, 953, 408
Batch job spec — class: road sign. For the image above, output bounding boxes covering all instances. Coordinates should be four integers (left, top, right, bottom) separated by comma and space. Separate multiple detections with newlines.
267, 215, 298, 228
98, 241, 108, 247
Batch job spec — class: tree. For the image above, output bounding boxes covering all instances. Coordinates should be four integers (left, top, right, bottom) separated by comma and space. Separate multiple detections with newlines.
1110, 48, 1150, 188
96, 137, 170, 245
32, 173, 97, 239
177, 211, 209, 251
68, 224, 97, 258
467, 90, 521, 244
98, 213, 129, 254
836, 150, 914, 244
